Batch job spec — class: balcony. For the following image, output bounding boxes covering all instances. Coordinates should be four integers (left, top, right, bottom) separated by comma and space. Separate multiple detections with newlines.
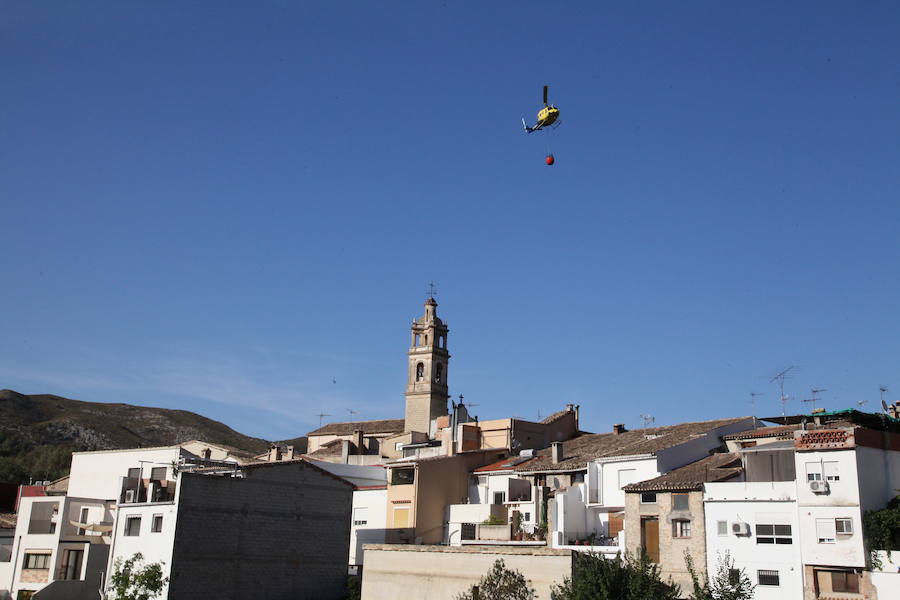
119, 477, 176, 504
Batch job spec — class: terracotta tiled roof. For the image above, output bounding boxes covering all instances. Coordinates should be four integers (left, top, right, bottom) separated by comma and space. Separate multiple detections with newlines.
622, 453, 743, 492
308, 419, 405, 436
540, 410, 569, 425
723, 425, 800, 441
514, 417, 752, 473
474, 456, 536, 472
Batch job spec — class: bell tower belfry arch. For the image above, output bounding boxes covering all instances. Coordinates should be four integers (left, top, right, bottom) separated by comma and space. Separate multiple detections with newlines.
404, 297, 450, 435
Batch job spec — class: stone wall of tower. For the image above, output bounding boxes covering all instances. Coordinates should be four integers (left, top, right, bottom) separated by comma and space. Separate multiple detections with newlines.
404, 298, 450, 435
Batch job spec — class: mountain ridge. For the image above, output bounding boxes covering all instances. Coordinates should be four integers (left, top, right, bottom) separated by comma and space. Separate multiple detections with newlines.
0, 389, 307, 483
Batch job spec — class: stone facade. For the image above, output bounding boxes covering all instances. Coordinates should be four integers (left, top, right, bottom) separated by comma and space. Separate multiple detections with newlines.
404, 298, 449, 434
625, 490, 707, 594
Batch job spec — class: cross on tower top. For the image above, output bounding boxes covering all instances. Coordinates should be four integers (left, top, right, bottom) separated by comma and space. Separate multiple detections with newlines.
426, 281, 438, 300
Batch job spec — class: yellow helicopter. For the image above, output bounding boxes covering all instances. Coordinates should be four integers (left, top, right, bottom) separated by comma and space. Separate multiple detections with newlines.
522, 85, 560, 133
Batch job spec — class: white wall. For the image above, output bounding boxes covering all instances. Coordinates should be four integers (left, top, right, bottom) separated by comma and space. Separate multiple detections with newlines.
703, 488, 802, 600
350, 489, 387, 566
856, 445, 900, 511
798, 506, 865, 567
107, 500, 177, 598
871, 551, 900, 598
68, 447, 183, 500
794, 449, 860, 508
596, 457, 658, 508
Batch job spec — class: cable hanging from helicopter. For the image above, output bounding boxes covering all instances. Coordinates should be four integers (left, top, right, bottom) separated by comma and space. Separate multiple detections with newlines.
522, 85, 561, 165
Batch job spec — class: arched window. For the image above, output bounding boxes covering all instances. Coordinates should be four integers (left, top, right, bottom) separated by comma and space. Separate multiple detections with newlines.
416, 362, 424, 381
434, 363, 443, 383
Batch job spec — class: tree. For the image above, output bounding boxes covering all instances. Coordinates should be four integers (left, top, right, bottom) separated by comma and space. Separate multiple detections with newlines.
551, 551, 680, 600
107, 553, 168, 600
685, 551, 755, 600
455, 559, 536, 600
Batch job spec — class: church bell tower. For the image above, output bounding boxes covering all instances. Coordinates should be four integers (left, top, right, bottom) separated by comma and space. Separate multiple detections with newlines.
404, 297, 450, 435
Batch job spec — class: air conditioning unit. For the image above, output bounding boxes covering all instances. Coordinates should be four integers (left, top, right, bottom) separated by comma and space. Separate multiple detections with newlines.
520, 449, 535, 458
124, 489, 135, 503
809, 480, 830, 494
732, 522, 750, 536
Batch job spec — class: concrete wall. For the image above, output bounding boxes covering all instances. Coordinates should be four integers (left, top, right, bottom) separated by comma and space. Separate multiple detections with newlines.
856, 445, 900, 512
703, 483, 802, 600
68, 447, 183, 500
361, 545, 572, 600
107, 501, 178, 598
350, 488, 387, 566
166, 464, 352, 600
871, 551, 900, 599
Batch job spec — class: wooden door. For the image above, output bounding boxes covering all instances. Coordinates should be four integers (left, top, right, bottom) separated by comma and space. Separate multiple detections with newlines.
607, 513, 624, 539
641, 518, 660, 563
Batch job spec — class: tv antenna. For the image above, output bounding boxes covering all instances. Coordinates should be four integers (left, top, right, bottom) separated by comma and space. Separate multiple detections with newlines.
766, 366, 796, 417
857, 400, 868, 410
640, 414, 655, 429
880, 386, 889, 413
315, 412, 332, 427
750, 392, 764, 415
345, 408, 359, 416
801, 388, 826, 412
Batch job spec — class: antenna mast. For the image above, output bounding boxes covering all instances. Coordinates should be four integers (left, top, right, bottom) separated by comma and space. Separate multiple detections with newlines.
801, 387, 826, 413
640, 414, 655, 429
765, 366, 796, 417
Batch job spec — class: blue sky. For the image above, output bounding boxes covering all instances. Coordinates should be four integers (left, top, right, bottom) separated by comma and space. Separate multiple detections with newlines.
2, 2, 899, 440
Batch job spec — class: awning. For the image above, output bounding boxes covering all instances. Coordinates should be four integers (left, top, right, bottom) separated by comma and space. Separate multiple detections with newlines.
69, 520, 113, 533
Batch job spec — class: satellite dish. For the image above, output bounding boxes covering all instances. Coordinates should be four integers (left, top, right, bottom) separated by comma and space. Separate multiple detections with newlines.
881, 399, 889, 413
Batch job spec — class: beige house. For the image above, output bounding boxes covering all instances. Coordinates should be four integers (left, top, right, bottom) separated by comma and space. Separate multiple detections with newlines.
623, 452, 743, 595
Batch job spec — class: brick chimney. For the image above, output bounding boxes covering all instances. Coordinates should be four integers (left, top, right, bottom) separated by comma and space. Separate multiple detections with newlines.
353, 429, 365, 455
613, 424, 627, 435
551, 441, 563, 464
268, 444, 282, 461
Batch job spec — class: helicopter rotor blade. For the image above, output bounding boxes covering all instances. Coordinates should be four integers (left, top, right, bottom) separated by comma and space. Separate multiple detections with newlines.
543, 85, 548, 104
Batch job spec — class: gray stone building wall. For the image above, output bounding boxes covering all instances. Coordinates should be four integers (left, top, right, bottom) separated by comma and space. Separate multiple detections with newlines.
168, 463, 352, 600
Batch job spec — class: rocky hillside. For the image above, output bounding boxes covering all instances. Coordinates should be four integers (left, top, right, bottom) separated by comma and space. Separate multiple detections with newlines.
0, 389, 306, 483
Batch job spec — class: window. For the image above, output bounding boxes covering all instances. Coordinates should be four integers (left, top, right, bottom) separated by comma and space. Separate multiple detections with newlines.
831, 571, 860, 593
124, 516, 141, 536
395, 442, 404, 452
524, 512, 531, 521
415, 362, 424, 381
493, 491, 507, 504
0, 537, 12, 562
617, 469, 637, 489
816, 518, 836, 543
640, 493, 657, 504
23, 553, 51, 569
717, 521, 728, 536
151, 514, 163, 533
805, 462, 822, 481
756, 524, 792, 544
150, 467, 167, 481
414, 334, 421, 346
393, 507, 410, 528
824, 461, 840, 481
59, 549, 83, 580
434, 363, 443, 383
836, 518, 853, 535
757, 570, 780, 586
17, 590, 35, 600
77, 507, 89, 536
391, 468, 415, 486
127, 467, 141, 480
673, 519, 692, 538
353, 507, 368, 526
672, 493, 689, 511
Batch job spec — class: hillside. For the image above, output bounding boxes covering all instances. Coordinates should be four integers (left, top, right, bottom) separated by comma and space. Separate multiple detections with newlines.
0, 389, 306, 483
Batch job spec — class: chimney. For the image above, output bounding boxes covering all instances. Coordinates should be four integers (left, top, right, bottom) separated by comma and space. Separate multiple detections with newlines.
353, 429, 365, 455
202, 447, 211, 460
551, 442, 563, 464
268, 444, 281, 462
340, 439, 351, 463
286, 445, 295, 459
566, 403, 574, 413
613, 424, 627, 435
